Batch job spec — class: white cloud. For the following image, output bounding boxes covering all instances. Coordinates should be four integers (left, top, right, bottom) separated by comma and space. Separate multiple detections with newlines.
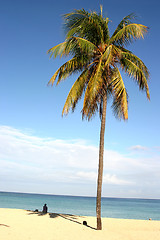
75, 171, 133, 185
0, 125, 160, 198
103, 174, 133, 185
75, 171, 97, 181
129, 145, 149, 151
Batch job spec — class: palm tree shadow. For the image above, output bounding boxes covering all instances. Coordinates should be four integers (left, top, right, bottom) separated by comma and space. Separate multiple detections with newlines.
27, 211, 96, 230
49, 213, 96, 230
49, 213, 81, 223
0, 224, 10, 227
27, 211, 47, 216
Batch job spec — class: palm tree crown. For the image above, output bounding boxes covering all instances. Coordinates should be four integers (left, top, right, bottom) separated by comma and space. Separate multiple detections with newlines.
48, 8, 150, 121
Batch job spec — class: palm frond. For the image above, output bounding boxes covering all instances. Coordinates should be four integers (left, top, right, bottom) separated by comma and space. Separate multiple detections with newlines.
48, 68, 60, 86
84, 59, 103, 104
62, 69, 89, 115
63, 8, 89, 35
111, 68, 128, 120
82, 59, 104, 119
47, 42, 68, 58
48, 57, 83, 86
82, 96, 99, 120
122, 51, 149, 76
120, 56, 150, 99
64, 8, 110, 46
102, 45, 113, 67
110, 23, 148, 46
64, 9, 92, 38
66, 36, 98, 56
112, 13, 136, 37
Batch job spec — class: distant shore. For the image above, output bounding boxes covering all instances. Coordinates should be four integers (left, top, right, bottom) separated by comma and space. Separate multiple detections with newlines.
0, 208, 160, 240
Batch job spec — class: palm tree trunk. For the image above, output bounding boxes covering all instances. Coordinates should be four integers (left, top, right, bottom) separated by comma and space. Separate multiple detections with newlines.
96, 93, 107, 230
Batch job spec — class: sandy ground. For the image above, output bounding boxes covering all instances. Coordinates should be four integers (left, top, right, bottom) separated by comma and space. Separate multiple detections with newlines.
0, 208, 160, 240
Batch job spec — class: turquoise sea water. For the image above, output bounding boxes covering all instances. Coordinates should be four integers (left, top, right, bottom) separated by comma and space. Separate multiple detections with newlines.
0, 192, 160, 220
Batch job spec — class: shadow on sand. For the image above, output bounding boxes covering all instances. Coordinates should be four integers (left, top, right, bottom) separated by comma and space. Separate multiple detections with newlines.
27, 211, 96, 230
0, 224, 10, 227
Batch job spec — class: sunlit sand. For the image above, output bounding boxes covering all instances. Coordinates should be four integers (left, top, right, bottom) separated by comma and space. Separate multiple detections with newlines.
0, 208, 160, 240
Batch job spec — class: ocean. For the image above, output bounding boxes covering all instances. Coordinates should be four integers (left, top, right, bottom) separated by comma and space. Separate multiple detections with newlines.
0, 191, 160, 220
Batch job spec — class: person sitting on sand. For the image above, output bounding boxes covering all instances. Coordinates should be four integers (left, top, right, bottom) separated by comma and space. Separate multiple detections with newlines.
42, 204, 48, 213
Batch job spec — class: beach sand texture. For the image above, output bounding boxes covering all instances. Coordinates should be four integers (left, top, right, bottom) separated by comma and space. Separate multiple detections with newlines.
0, 208, 160, 240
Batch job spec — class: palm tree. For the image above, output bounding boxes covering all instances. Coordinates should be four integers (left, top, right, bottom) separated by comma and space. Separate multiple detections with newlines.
48, 7, 150, 230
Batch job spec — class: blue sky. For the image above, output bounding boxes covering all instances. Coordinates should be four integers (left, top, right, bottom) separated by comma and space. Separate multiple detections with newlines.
0, 0, 160, 198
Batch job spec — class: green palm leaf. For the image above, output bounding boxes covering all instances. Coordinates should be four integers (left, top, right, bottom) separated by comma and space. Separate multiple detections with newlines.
62, 69, 89, 115
64, 9, 110, 46
120, 56, 150, 99
48, 57, 83, 86
67, 36, 98, 56
48, 42, 68, 58
110, 23, 148, 46
121, 51, 149, 78
84, 58, 103, 103
102, 45, 113, 66
111, 68, 128, 120
111, 13, 136, 37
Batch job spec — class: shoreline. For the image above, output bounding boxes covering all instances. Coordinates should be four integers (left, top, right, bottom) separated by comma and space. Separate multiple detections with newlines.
0, 208, 160, 240
1, 192, 160, 221
1, 207, 159, 221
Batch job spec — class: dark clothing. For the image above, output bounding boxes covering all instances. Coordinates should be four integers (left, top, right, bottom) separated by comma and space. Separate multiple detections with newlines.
42, 204, 48, 213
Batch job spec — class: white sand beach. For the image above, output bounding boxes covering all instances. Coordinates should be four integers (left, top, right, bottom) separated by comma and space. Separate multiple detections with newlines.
0, 208, 160, 240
